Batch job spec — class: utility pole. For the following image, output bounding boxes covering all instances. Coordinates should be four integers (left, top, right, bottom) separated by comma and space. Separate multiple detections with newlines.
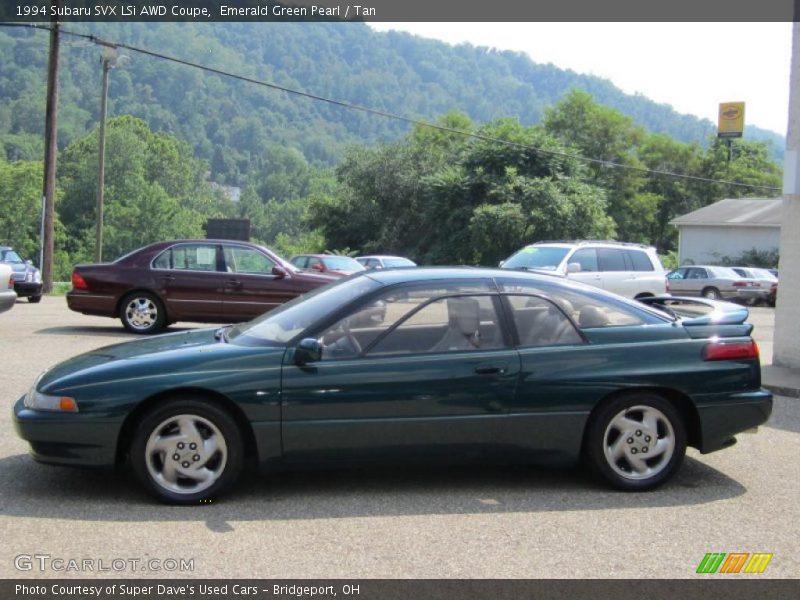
41, 0, 60, 292
773, 21, 800, 368
95, 48, 115, 263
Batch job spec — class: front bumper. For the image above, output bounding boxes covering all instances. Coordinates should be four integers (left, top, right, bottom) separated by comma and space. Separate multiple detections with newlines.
13, 281, 42, 297
695, 389, 773, 454
13, 396, 120, 467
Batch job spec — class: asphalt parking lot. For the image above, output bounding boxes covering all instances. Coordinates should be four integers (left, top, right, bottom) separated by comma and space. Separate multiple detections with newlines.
0, 297, 797, 579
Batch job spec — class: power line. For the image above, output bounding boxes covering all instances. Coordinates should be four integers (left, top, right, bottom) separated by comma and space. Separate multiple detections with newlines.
1, 21, 783, 194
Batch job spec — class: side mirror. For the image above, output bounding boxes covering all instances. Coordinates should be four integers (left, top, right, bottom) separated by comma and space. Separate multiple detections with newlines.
566, 262, 582, 274
25, 259, 33, 266
294, 338, 323, 365
272, 265, 288, 278
498, 260, 505, 267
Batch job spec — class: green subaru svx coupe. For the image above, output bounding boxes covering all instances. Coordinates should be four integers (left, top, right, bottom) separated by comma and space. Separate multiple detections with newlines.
14, 268, 771, 504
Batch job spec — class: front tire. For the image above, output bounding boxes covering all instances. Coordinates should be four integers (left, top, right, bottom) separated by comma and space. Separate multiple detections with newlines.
585, 393, 686, 491
120, 291, 166, 334
130, 398, 244, 504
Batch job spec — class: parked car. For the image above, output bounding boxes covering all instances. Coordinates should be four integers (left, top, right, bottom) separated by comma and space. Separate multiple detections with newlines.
67, 240, 337, 334
355, 255, 417, 270
730, 267, 778, 305
767, 282, 778, 307
666, 266, 756, 301
500, 241, 666, 299
0, 246, 42, 303
289, 254, 366, 277
0, 263, 16, 313
16, 267, 771, 503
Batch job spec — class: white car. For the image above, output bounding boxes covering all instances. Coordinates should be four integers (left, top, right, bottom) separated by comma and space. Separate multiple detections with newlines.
500, 241, 666, 298
355, 255, 417, 270
0, 263, 17, 313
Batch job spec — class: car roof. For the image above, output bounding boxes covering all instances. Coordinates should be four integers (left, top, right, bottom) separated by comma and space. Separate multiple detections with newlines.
358, 255, 408, 260
362, 266, 561, 286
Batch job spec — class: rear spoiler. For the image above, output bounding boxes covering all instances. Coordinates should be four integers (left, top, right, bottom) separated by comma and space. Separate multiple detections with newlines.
638, 295, 752, 337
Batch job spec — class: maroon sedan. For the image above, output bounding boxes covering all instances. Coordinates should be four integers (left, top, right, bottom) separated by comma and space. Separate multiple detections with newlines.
67, 240, 337, 334
289, 254, 366, 277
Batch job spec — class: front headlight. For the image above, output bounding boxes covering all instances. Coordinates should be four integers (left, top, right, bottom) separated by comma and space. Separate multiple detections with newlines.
25, 271, 33, 282
24, 373, 78, 412
34, 270, 41, 283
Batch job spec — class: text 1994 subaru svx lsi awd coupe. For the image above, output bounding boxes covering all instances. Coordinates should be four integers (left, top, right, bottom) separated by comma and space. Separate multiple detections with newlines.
14, 268, 771, 503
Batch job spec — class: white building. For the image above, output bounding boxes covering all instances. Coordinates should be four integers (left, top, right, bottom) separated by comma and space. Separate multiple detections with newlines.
670, 198, 781, 265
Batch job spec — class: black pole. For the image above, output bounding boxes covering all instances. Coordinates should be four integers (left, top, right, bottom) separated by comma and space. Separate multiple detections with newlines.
41, 1, 60, 291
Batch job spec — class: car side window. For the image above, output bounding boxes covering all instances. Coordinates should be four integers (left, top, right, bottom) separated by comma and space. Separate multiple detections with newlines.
667, 269, 685, 280
367, 258, 380, 269
170, 244, 218, 272
687, 268, 707, 280
628, 250, 655, 272
224, 246, 275, 275
368, 295, 505, 357
506, 295, 583, 347
152, 249, 171, 269
307, 257, 322, 271
318, 283, 497, 360
291, 256, 307, 269
570, 248, 598, 272
596, 248, 626, 272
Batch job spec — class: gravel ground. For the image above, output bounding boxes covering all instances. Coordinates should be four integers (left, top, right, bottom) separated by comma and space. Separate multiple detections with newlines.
0, 297, 797, 579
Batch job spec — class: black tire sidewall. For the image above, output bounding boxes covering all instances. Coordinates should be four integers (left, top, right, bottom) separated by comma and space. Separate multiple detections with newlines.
586, 393, 687, 491
28, 295, 42, 303
702, 287, 720, 300
119, 291, 166, 334
129, 398, 244, 504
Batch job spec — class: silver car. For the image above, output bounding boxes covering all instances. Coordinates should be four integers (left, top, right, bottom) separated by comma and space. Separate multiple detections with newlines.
0, 263, 17, 314
666, 266, 755, 301
731, 267, 778, 304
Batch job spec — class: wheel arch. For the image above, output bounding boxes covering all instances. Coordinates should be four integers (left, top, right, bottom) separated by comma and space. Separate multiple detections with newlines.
115, 387, 259, 468
116, 288, 171, 321
581, 386, 702, 455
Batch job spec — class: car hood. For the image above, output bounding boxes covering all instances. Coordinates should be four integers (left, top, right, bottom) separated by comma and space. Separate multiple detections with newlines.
36, 328, 285, 392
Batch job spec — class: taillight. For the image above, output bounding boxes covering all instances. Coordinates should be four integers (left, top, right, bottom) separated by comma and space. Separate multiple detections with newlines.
71, 271, 88, 290
703, 340, 759, 361
8, 275, 13, 289
665, 278, 670, 293
732, 281, 749, 287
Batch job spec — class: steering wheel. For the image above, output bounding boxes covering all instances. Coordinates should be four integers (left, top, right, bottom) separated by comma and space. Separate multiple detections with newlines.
340, 318, 362, 354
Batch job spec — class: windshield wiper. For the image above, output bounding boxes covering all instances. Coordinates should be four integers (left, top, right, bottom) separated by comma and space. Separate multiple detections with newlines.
214, 325, 233, 343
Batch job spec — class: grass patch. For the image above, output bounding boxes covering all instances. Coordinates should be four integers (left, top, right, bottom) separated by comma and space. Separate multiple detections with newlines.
48, 282, 72, 296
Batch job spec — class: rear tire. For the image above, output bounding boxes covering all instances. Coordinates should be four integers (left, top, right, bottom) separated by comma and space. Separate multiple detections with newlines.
28, 295, 42, 303
585, 393, 686, 491
119, 291, 166, 334
129, 397, 244, 504
702, 287, 721, 300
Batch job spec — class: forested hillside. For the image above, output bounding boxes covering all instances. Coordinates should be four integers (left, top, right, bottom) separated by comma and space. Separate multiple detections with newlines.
0, 21, 784, 183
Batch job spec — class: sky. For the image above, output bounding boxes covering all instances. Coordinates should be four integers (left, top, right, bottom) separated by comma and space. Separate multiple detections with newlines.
369, 23, 793, 136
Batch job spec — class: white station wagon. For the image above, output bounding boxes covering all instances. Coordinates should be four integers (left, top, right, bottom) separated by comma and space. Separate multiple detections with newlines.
500, 240, 667, 298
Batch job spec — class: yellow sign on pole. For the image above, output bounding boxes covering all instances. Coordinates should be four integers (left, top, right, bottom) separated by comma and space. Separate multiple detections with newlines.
718, 102, 745, 138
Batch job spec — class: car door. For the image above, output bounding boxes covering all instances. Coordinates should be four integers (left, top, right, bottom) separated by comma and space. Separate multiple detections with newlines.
596, 248, 630, 296
221, 243, 300, 320
565, 248, 603, 289
153, 242, 225, 320
280, 287, 521, 462
666, 267, 691, 295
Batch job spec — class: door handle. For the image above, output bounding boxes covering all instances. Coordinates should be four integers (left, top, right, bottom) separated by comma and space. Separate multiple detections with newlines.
161, 275, 175, 282
226, 279, 242, 288
475, 363, 507, 375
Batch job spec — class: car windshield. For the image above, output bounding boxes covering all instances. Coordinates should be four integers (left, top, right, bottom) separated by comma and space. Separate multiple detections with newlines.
322, 256, 365, 271
503, 246, 570, 271
383, 258, 416, 268
229, 275, 382, 345
1, 250, 23, 263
